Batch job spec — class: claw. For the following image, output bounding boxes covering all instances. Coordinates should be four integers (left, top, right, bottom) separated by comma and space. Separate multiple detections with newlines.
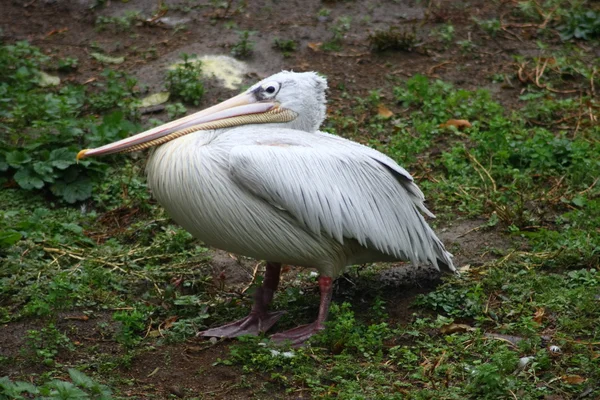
199, 311, 285, 338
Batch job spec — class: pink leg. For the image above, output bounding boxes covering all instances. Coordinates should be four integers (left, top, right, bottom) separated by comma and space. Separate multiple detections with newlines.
199, 262, 285, 338
270, 276, 334, 346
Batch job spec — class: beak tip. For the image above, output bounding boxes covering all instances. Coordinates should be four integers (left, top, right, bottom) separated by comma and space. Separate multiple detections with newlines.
77, 149, 89, 162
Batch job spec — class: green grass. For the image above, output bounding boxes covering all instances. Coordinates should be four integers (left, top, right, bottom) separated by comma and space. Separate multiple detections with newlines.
1, 19, 599, 399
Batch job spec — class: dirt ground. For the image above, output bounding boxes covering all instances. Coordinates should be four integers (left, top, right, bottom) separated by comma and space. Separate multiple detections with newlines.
0, 0, 541, 397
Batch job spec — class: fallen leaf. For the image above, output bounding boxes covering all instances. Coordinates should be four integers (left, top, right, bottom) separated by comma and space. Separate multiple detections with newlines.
458, 264, 471, 272
561, 375, 586, 384
163, 316, 178, 330
37, 71, 60, 87
439, 119, 472, 130
533, 307, 545, 323
440, 323, 475, 334
91, 52, 125, 64
484, 332, 524, 346
63, 315, 89, 321
138, 92, 170, 108
307, 42, 322, 52
46, 27, 68, 37
377, 104, 394, 118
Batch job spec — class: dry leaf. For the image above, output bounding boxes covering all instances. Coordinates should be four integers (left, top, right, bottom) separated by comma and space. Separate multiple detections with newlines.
533, 307, 545, 323
440, 323, 475, 335
458, 264, 471, 272
138, 92, 170, 108
63, 315, 89, 321
37, 71, 60, 87
377, 104, 394, 119
163, 316, 178, 330
484, 332, 524, 346
46, 27, 68, 37
307, 42, 322, 52
439, 119, 472, 130
561, 375, 586, 384
91, 52, 125, 64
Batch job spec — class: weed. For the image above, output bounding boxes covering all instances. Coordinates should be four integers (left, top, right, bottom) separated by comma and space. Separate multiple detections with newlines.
475, 17, 502, 37
558, 9, 600, 41
165, 54, 204, 106
95, 11, 140, 32
231, 30, 255, 59
0, 369, 112, 399
24, 324, 74, 366
368, 26, 417, 52
0, 42, 140, 203
322, 16, 352, 51
165, 102, 187, 119
272, 38, 297, 57
56, 56, 79, 72
316, 8, 331, 21
457, 39, 477, 53
433, 23, 455, 45
113, 307, 147, 347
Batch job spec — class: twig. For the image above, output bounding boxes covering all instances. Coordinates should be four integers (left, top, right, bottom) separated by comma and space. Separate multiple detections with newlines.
500, 27, 524, 42
146, 1, 168, 24
591, 67, 597, 97
427, 61, 454, 76
535, 57, 550, 87
466, 151, 497, 193
241, 262, 262, 294
579, 177, 599, 195
457, 225, 483, 238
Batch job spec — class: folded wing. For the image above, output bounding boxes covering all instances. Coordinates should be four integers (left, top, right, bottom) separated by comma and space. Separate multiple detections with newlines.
228, 138, 454, 271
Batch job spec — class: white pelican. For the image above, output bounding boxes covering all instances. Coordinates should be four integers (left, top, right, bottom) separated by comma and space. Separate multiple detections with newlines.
78, 71, 455, 345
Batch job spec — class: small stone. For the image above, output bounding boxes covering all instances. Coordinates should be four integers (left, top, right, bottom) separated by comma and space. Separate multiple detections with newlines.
548, 345, 561, 355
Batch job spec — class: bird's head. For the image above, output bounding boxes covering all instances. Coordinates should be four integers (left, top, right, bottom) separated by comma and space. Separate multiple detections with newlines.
246, 71, 327, 132
77, 71, 328, 159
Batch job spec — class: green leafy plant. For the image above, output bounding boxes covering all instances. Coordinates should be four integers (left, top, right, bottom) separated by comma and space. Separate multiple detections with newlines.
95, 11, 140, 32
272, 38, 297, 57
0, 42, 140, 203
231, 30, 255, 59
165, 102, 187, 119
57, 56, 79, 72
557, 9, 600, 40
433, 23, 455, 44
474, 17, 501, 37
0, 369, 112, 399
165, 54, 205, 105
322, 16, 352, 51
113, 307, 147, 347
24, 324, 74, 366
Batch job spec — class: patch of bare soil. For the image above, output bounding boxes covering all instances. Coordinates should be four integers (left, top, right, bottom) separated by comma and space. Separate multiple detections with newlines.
0, 0, 532, 396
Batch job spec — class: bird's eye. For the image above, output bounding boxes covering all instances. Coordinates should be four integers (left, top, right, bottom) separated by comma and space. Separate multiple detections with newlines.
258, 81, 280, 98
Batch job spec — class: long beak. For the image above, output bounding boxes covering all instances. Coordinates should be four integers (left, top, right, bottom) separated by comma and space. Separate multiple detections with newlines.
77, 92, 296, 160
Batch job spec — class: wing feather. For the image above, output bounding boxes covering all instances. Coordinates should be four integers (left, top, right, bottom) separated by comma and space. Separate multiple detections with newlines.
228, 139, 454, 271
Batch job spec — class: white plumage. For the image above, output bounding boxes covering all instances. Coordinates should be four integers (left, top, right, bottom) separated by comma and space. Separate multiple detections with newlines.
146, 128, 453, 278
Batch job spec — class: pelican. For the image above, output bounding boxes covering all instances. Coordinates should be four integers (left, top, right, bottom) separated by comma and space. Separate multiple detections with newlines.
78, 71, 455, 345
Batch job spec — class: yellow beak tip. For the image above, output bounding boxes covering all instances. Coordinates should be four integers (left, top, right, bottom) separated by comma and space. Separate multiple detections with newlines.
76, 149, 89, 162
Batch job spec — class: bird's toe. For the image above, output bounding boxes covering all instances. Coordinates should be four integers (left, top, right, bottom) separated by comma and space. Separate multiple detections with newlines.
199, 311, 285, 339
